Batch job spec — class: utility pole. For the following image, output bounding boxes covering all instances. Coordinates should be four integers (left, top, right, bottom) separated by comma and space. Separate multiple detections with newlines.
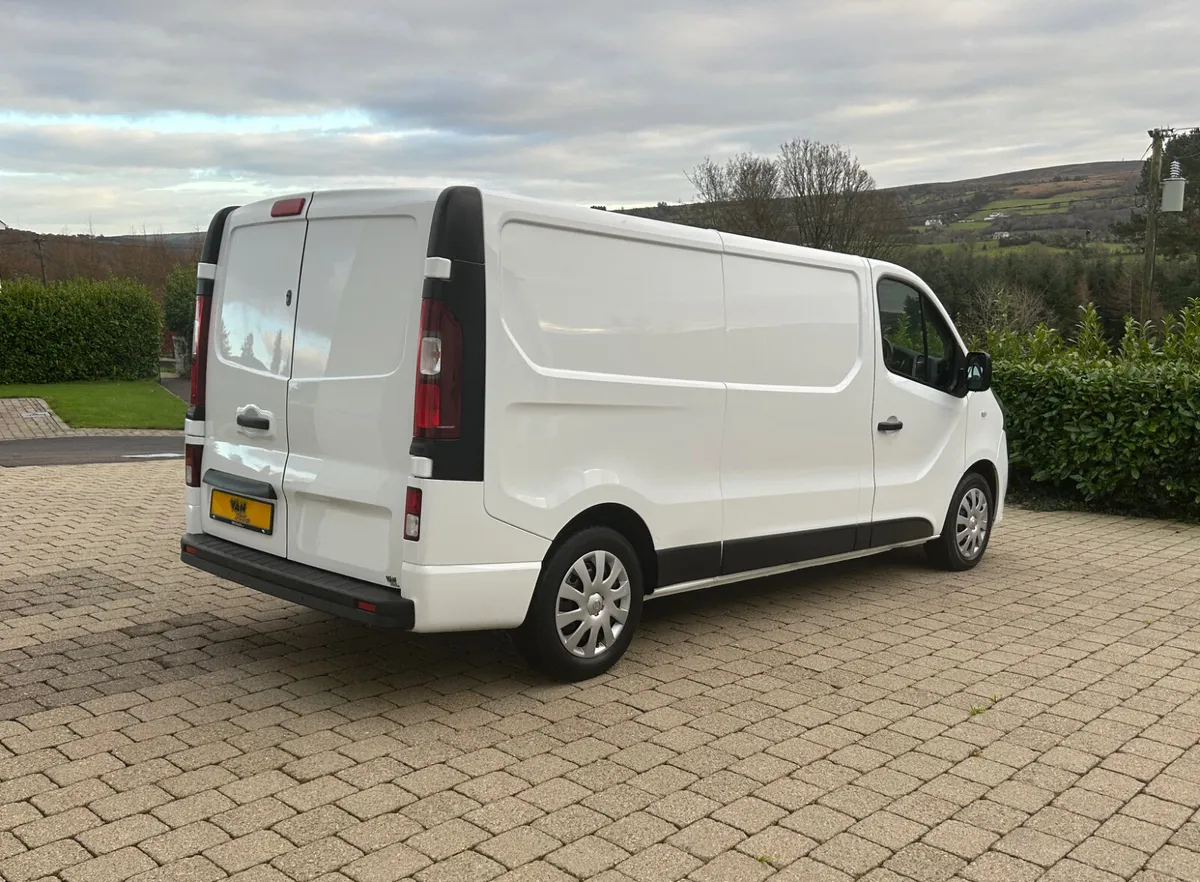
1141, 128, 1169, 322
34, 236, 47, 285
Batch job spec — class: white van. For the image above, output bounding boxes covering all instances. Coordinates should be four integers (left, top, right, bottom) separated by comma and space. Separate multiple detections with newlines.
181, 186, 1008, 681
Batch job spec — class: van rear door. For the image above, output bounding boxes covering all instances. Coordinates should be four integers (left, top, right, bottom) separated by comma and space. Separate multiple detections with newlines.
280, 191, 434, 585
201, 195, 311, 558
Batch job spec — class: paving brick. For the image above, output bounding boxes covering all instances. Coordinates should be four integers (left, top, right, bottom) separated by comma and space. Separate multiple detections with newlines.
668, 818, 745, 860
993, 826, 1073, 867
781, 804, 855, 842
811, 832, 890, 877
59, 846, 157, 882
1070, 835, 1150, 877
921, 820, 998, 864
960, 850, 1042, 882
407, 818, 489, 861
736, 825, 816, 866
127, 855, 226, 882
882, 842, 965, 882
140, 820, 230, 863
76, 813, 169, 854
203, 829, 292, 873
0, 838, 90, 882
270, 836, 364, 882
13, 805, 102, 848
547, 835, 629, 877
478, 826, 562, 869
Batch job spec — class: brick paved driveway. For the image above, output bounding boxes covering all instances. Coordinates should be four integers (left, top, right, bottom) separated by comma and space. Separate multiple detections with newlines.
3, 462, 1200, 882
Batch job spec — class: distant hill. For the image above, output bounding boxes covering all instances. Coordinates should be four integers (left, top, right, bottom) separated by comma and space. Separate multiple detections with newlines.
621, 160, 1144, 252
0, 160, 1145, 292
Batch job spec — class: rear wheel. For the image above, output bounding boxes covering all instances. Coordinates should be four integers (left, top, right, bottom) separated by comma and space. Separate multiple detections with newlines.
512, 527, 644, 682
926, 472, 993, 571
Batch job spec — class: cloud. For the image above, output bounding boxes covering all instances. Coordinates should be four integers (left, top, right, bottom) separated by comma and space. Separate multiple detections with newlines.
0, 0, 1196, 233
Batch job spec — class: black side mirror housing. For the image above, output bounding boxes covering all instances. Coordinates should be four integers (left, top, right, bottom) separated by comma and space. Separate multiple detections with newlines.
965, 351, 992, 393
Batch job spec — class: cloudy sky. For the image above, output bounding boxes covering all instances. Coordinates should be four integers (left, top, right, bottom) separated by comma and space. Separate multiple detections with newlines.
1, 0, 1197, 235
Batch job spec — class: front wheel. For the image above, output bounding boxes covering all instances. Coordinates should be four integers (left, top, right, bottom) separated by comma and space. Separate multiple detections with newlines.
512, 527, 644, 682
926, 472, 993, 571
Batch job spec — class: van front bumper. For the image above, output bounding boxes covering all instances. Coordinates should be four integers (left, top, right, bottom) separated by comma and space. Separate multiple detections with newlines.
181, 533, 415, 629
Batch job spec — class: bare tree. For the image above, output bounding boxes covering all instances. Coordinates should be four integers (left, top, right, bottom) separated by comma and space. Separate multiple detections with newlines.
686, 153, 788, 241
959, 280, 1051, 340
776, 139, 907, 259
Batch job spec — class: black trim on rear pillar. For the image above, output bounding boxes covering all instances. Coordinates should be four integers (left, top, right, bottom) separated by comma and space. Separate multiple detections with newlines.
409, 186, 486, 482
186, 204, 238, 424
181, 534, 414, 629
654, 518, 936, 589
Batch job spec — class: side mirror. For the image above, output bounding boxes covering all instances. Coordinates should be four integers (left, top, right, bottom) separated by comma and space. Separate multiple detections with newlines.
964, 351, 992, 392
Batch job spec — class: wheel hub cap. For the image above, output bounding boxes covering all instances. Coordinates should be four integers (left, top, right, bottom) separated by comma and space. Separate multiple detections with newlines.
955, 487, 990, 561
554, 550, 632, 659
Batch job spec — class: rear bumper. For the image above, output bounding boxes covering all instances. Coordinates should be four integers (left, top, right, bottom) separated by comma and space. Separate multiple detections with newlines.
181, 533, 415, 629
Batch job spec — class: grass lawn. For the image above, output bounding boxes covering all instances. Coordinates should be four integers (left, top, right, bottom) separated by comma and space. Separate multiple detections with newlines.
0, 380, 185, 429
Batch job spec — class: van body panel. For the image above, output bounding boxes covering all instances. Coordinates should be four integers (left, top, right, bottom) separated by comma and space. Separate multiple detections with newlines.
867, 262, 969, 535
403, 479, 550, 567
281, 191, 435, 584
482, 196, 727, 554
717, 233, 876, 553
200, 196, 311, 557
401, 561, 542, 632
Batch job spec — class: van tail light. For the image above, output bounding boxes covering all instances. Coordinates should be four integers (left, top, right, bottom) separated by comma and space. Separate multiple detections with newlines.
185, 444, 203, 488
191, 292, 213, 409
404, 487, 423, 541
413, 299, 462, 439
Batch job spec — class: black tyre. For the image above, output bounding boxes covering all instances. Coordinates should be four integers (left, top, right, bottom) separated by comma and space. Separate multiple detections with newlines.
926, 472, 994, 571
512, 527, 644, 682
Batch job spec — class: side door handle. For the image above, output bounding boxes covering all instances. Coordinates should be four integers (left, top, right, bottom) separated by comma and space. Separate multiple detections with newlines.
237, 410, 270, 431
877, 417, 904, 433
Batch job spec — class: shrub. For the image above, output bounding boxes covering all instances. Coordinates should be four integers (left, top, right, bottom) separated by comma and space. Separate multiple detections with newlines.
994, 299, 1200, 518
0, 277, 162, 383
163, 263, 196, 347
163, 263, 196, 376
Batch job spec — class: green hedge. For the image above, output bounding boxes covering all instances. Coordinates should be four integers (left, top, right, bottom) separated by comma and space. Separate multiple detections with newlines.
991, 301, 1200, 518
0, 277, 162, 383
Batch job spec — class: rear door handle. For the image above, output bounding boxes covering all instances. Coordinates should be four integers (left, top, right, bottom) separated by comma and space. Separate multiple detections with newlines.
877, 418, 904, 432
237, 412, 270, 430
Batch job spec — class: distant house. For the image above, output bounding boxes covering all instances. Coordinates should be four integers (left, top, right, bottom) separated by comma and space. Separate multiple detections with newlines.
924, 218, 944, 227
992, 231, 1012, 240
983, 211, 1011, 222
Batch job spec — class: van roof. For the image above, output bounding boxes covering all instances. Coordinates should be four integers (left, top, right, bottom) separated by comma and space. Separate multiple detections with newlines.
239, 186, 882, 272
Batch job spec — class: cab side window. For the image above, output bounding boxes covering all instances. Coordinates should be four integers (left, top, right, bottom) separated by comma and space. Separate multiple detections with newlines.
877, 278, 959, 393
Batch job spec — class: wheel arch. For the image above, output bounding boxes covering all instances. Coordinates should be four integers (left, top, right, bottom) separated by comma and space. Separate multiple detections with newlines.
966, 458, 999, 505
545, 503, 659, 594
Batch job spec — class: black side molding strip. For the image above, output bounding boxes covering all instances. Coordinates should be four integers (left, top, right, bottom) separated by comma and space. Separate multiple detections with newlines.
867, 517, 935, 548
655, 517, 936, 588
202, 469, 277, 500
657, 543, 723, 588
181, 533, 414, 630
723, 524, 858, 576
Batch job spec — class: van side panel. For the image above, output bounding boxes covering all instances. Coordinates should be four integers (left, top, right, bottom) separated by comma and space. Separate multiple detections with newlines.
281, 191, 433, 584
718, 243, 875, 565
483, 201, 727, 557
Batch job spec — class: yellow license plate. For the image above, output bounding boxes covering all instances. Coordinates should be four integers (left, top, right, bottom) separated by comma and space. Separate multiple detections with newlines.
210, 489, 275, 534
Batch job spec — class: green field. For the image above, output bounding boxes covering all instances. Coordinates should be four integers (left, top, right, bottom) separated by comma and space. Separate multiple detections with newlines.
0, 381, 185, 429
967, 189, 1121, 220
